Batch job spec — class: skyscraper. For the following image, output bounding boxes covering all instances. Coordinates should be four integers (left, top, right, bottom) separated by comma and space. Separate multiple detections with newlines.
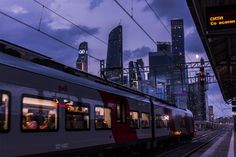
128, 58, 145, 90
171, 19, 187, 108
148, 42, 172, 100
149, 42, 172, 78
171, 19, 185, 64
106, 25, 123, 84
129, 61, 136, 88
76, 42, 88, 72
187, 81, 208, 121
136, 59, 145, 81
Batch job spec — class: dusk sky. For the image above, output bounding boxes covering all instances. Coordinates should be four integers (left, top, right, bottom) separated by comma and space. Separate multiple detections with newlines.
0, 0, 232, 117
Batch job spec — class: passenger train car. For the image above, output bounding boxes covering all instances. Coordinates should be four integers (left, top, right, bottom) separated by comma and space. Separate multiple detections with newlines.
0, 40, 194, 157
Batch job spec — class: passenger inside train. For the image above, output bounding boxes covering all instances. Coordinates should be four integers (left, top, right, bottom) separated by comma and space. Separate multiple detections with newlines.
22, 96, 58, 131
0, 94, 9, 131
24, 113, 38, 129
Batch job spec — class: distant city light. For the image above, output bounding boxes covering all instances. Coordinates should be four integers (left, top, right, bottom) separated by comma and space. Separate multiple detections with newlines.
196, 54, 199, 59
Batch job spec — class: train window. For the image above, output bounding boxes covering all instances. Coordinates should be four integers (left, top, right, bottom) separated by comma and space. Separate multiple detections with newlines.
130, 111, 139, 129
95, 106, 111, 129
0, 93, 9, 132
141, 113, 150, 128
66, 104, 90, 130
156, 114, 169, 128
22, 96, 58, 131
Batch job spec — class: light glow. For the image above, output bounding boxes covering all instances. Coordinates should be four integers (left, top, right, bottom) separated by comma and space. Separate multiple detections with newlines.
23, 97, 57, 107
196, 54, 199, 59
161, 115, 169, 121
173, 131, 181, 136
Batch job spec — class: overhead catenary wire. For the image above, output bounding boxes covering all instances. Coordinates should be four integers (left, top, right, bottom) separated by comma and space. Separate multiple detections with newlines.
144, 0, 193, 62
113, 0, 157, 46
38, 4, 44, 31
144, 0, 170, 35
33, 0, 108, 46
208, 96, 228, 117
0, 10, 102, 62
113, 0, 192, 64
113, 0, 189, 91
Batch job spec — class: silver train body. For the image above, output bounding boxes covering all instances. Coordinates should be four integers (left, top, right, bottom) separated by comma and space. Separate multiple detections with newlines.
0, 40, 194, 157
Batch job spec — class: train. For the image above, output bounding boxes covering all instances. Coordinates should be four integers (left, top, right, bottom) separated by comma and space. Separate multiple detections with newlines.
0, 40, 194, 157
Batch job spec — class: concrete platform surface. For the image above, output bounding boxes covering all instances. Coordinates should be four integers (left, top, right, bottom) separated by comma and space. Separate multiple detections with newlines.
200, 130, 235, 157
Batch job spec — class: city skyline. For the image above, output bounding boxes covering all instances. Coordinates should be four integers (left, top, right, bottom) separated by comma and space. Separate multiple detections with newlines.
0, 0, 232, 117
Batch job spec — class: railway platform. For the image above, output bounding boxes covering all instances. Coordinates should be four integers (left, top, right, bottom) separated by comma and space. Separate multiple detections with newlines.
200, 129, 235, 157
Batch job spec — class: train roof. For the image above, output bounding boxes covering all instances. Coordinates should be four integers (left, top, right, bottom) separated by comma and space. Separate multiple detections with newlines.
0, 40, 179, 108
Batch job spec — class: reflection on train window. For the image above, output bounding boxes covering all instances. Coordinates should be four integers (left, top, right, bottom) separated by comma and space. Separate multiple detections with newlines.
141, 113, 150, 128
22, 97, 58, 131
156, 114, 169, 128
130, 111, 139, 129
0, 93, 9, 132
66, 105, 89, 130
95, 107, 111, 129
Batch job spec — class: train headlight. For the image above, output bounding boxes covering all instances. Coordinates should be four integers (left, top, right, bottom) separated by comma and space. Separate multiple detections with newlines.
173, 131, 181, 136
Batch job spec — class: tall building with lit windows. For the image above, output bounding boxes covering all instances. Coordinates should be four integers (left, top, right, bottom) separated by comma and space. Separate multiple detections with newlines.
106, 25, 123, 84
171, 19, 187, 108
171, 19, 185, 63
171, 19, 186, 81
76, 42, 88, 72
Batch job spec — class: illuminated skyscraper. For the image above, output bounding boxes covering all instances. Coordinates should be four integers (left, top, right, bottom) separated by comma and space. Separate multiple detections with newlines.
106, 25, 123, 84
171, 19, 187, 108
76, 42, 88, 72
171, 19, 185, 61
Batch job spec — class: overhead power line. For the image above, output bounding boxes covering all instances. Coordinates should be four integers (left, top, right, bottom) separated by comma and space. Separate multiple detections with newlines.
114, 0, 194, 64
144, 0, 193, 62
208, 96, 228, 117
144, 0, 170, 35
0, 10, 101, 62
113, 0, 157, 45
33, 0, 108, 46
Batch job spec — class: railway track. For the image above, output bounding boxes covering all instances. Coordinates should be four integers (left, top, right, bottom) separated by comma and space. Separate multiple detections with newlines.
151, 129, 226, 157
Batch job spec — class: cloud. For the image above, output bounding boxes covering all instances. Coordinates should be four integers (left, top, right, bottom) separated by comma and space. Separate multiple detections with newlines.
89, 0, 104, 10
7, 5, 28, 14
47, 16, 72, 30
139, 0, 205, 56
185, 30, 205, 53
124, 46, 151, 62
0, 13, 100, 67
185, 26, 195, 37
142, 0, 193, 27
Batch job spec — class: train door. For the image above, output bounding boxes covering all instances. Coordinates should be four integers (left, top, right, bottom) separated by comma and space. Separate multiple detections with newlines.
113, 97, 137, 143
100, 91, 137, 143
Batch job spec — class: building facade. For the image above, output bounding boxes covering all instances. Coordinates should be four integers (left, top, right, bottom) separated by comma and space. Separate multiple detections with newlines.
148, 42, 172, 100
171, 19, 188, 108
149, 42, 172, 78
128, 59, 145, 91
187, 81, 208, 121
76, 42, 88, 72
136, 59, 145, 81
208, 106, 214, 122
106, 25, 123, 84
